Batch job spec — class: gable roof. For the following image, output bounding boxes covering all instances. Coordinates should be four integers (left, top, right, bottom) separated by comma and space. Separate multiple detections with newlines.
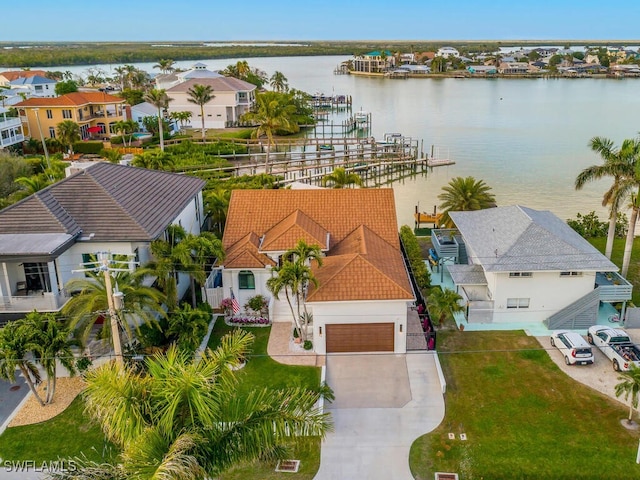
0, 70, 49, 82
9, 75, 56, 86
223, 189, 413, 302
450, 205, 618, 272
167, 77, 256, 94
15, 91, 124, 108
0, 163, 206, 244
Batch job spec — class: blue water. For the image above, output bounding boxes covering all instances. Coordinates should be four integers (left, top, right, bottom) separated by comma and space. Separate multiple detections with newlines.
54, 55, 640, 227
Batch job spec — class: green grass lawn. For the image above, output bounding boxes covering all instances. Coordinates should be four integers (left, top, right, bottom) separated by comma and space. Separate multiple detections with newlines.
409, 330, 640, 480
208, 320, 323, 480
0, 395, 115, 463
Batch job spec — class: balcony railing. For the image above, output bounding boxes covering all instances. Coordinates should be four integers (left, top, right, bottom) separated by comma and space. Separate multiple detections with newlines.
431, 228, 460, 261
595, 271, 633, 302
0, 292, 70, 312
0, 117, 21, 129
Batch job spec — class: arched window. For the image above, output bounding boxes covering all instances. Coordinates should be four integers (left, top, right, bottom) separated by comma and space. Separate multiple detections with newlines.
239, 270, 255, 290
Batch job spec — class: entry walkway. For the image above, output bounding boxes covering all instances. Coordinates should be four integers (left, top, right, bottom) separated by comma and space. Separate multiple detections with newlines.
314, 352, 445, 480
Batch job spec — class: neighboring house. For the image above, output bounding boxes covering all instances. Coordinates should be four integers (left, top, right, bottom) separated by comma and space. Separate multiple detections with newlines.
0, 162, 206, 322
431, 206, 631, 330
9, 75, 57, 98
437, 47, 460, 58
130, 101, 179, 134
498, 62, 538, 74
0, 106, 24, 149
467, 65, 497, 75
155, 62, 224, 90
352, 51, 395, 74
585, 54, 601, 65
396, 65, 431, 75
0, 70, 49, 87
166, 77, 256, 129
14, 91, 127, 140
209, 189, 415, 354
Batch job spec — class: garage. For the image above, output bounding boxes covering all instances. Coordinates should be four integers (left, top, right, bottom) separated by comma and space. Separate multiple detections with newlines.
325, 323, 395, 353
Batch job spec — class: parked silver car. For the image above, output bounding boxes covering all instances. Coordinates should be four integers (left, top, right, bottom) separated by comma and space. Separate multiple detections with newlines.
550, 330, 594, 365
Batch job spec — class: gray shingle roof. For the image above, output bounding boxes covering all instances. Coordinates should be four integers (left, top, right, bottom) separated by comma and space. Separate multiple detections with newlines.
167, 77, 256, 93
450, 206, 618, 272
447, 264, 488, 285
0, 163, 205, 243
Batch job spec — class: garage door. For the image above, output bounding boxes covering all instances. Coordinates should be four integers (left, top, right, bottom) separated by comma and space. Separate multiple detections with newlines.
326, 323, 394, 353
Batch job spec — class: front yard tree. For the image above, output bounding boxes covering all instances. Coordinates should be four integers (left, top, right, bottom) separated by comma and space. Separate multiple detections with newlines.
615, 364, 640, 425
56, 120, 81, 158
187, 83, 214, 142
144, 88, 172, 151
270, 71, 289, 93
427, 287, 464, 326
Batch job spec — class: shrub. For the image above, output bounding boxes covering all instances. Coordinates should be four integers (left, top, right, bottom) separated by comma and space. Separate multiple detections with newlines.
303, 340, 313, 350
245, 294, 268, 314
73, 141, 104, 154
400, 225, 431, 289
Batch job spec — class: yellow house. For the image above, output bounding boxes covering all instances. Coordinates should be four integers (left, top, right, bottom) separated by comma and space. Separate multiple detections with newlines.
15, 91, 127, 140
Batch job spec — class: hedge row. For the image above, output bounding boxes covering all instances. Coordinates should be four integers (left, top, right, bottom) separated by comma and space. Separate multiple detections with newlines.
400, 225, 431, 290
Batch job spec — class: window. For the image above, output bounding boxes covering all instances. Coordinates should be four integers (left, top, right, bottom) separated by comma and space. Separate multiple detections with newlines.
239, 271, 255, 290
509, 272, 532, 278
560, 271, 582, 277
35, 85, 43, 92
62, 109, 72, 119
46, 109, 53, 119
49, 127, 56, 138
507, 298, 530, 309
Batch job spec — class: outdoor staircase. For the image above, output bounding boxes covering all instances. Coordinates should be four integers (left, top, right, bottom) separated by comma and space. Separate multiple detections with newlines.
544, 288, 600, 330
455, 235, 468, 265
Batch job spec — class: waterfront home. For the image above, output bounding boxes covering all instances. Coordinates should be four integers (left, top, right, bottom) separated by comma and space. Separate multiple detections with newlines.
498, 62, 538, 74
467, 65, 497, 75
430, 206, 631, 331
0, 107, 24, 149
130, 101, 179, 134
436, 47, 460, 58
0, 70, 49, 87
165, 77, 256, 129
0, 163, 206, 322
154, 62, 224, 90
14, 92, 127, 140
9, 75, 57, 98
208, 189, 414, 354
351, 51, 395, 74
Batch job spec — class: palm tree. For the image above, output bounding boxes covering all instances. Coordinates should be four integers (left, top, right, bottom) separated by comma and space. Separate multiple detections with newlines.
25, 311, 78, 405
321, 167, 363, 189
438, 176, 497, 228
575, 136, 639, 259
615, 364, 640, 424
153, 58, 176, 74
53, 334, 330, 478
187, 84, 214, 142
427, 287, 465, 326
241, 91, 296, 170
284, 240, 323, 335
0, 319, 46, 406
14, 174, 51, 196
131, 149, 174, 171
170, 110, 192, 134
62, 267, 166, 348
144, 89, 172, 151
205, 188, 231, 236
166, 303, 211, 353
56, 120, 81, 158
269, 71, 289, 93
183, 231, 225, 307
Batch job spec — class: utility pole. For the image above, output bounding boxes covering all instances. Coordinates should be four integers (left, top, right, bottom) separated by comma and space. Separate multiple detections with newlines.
32, 108, 52, 174
99, 252, 124, 367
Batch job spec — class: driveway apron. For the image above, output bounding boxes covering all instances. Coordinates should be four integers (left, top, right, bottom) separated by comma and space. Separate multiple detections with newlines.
314, 352, 445, 480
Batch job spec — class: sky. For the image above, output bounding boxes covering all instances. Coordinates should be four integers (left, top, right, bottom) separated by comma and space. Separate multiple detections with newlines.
2, 0, 640, 42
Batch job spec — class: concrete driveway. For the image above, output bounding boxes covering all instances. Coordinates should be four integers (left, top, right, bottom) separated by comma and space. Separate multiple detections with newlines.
314, 353, 445, 480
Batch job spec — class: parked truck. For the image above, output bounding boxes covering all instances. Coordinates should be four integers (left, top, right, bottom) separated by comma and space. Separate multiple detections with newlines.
587, 325, 640, 372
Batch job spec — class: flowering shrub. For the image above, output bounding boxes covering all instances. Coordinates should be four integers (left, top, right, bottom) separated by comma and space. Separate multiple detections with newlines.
227, 316, 271, 326
220, 298, 234, 310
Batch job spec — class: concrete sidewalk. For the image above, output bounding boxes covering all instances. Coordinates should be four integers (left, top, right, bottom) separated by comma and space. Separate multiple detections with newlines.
314, 352, 445, 480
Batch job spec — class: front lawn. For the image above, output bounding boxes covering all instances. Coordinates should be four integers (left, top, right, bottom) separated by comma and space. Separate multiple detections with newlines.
409, 330, 640, 479
0, 396, 114, 463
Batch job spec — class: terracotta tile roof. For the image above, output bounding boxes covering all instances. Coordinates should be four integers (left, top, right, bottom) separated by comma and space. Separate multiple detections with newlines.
223, 189, 412, 302
0, 70, 49, 81
261, 210, 329, 251
0, 163, 205, 242
166, 77, 256, 93
225, 233, 276, 269
15, 91, 125, 108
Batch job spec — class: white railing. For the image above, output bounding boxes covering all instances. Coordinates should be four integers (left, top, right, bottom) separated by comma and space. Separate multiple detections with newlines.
0, 293, 70, 312
0, 117, 21, 129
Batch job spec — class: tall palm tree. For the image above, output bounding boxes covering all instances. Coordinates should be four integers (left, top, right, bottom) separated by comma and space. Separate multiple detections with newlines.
187, 84, 214, 142
321, 167, 363, 189
170, 110, 192, 134
153, 58, 176, 74
53, 334, 331, 478
183, 231, 225, 307
615, 364, 640, 424
62, 267, 166, 348
427, 287, 465, 326
25, 311, 78, 405
0, 319, 45, 406
575, 136, 638, 259
269, 71, 289, 93
144, 89, 172, 151
205, 188, 231, 236
56, 120, 81, 158
284, 240, 323, 335
438, 176, 497, 228
241, 91, 296, 170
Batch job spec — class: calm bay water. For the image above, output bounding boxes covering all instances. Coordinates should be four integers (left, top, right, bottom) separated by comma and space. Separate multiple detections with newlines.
57, 55, 640, 227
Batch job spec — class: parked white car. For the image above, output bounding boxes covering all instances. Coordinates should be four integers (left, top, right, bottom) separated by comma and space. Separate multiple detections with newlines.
550, 330, 594, 365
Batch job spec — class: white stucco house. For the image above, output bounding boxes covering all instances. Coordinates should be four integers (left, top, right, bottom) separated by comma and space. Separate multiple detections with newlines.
9, 75, 57, 98
0, 162, 206, 323
130, 101, 179, 134
431, 206, 632, 330
207, 189, 415, 354
166, 77, 256, 129
0, 107, 24, 149
154, 62, 224, 90
436, 47, 460, 58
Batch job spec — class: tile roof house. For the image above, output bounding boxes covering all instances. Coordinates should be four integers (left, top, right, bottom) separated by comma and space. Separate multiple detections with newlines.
431, 206, 631, 330
0, 163, 206, 321
0, 70, 49, 87
9, 75, 57, 98
213, 188, 414, 354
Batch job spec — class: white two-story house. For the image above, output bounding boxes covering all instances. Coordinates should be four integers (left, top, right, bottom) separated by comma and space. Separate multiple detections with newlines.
0, 162, 206, 323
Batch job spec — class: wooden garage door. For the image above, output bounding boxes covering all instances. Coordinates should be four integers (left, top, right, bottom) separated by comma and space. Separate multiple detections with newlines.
326, 323, 394, 353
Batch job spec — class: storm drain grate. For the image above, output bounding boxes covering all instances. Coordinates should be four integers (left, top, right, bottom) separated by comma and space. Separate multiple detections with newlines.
275, 460, 300, 473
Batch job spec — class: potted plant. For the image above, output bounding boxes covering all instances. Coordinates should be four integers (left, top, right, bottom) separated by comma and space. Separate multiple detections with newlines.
293, 327, 301, 344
